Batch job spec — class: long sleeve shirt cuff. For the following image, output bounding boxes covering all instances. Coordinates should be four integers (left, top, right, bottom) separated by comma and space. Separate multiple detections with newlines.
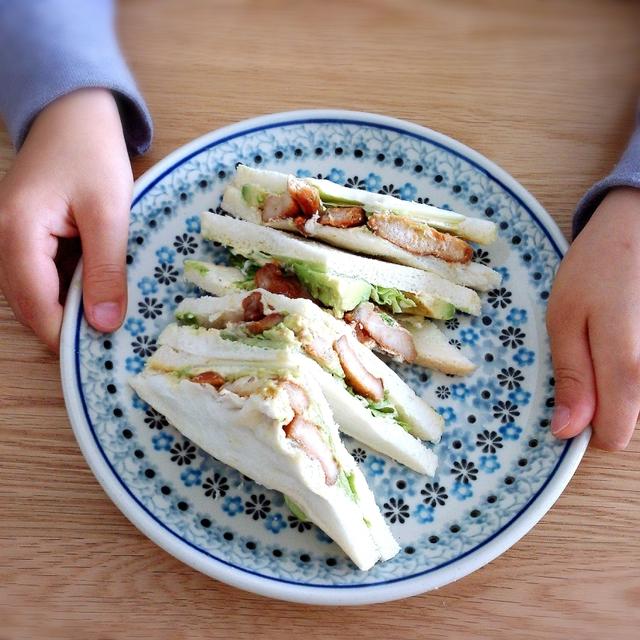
573, 122, 640, 238
0, 0, 152, 155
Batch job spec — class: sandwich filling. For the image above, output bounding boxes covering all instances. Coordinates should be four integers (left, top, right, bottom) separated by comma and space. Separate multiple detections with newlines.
175, 291, 414, 433
241, 175, 473, 264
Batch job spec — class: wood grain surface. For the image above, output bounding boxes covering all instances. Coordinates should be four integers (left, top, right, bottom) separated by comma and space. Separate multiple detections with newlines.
1, 1, 639, 638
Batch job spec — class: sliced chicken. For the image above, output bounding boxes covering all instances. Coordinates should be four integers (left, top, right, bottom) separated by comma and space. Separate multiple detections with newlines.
284, 416, 338, 485
350, 302, 417, 363
287, 175, 322, 217
254, 263, 311, 299
244, 312, 284, 335
262, 192, 300, 222
333, 335, 384, 401
367, 211, 473, 263
281, 381, 310, 415
242, 291, 265, 321
318, 206, 366, 228
300, 331, 343, 374
191, 371, 225, 388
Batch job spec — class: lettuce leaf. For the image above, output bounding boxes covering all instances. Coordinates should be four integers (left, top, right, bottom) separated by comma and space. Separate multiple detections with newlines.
370, 285, 417, 313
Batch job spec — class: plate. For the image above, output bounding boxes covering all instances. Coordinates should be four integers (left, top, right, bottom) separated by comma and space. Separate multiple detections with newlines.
60, 109, 589, 605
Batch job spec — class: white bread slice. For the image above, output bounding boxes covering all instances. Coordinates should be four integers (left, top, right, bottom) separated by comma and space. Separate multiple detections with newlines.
161, 314, 443, 457
398, 316, 476, 376
223, 180, 500, 292
200, 211, 481, 315
130, 361, 399, 570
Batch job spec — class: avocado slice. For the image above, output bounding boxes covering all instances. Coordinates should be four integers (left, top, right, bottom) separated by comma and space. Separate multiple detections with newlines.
241, 183, 268, 208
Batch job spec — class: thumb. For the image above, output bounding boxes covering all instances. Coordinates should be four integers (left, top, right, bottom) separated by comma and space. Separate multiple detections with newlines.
547, 318, 596, 439
77, 196, 129, 332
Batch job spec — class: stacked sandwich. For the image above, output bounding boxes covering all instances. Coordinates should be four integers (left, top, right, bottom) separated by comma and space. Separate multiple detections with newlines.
131, 165, 499, 570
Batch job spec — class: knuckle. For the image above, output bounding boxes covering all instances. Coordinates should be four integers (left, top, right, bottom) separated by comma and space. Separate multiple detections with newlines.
553, 365, 586, 394
84, 262, 126, 292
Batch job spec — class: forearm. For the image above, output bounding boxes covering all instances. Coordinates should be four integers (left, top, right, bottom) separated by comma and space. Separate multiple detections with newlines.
0, 0, 152, 154
573, 110, 640, 237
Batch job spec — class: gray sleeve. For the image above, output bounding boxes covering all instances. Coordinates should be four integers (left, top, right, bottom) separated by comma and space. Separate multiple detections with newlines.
573, 113, 640, 238
0, 0, 152, 155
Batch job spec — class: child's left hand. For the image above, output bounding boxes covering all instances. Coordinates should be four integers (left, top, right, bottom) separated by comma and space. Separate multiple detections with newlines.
547, 187, 640, 450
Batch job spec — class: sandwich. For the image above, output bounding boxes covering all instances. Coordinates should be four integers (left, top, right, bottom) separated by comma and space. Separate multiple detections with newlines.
130, 341, 400, 570
220, 164, 501, 291
183, 258, 476, 376
171, 289, 442, 474
196, 210, 482, 320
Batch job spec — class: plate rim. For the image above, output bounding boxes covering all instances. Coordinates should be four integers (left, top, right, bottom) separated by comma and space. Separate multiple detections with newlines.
60, 108, 591, 606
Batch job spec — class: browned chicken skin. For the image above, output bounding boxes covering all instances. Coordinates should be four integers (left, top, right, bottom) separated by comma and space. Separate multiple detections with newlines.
367, 211, 473, 263
241, 291, 264, 321
190, 371, 225, 388
349, 302, 417, 363
318, 206, 366, 228
333, 335, 384, 401
284, 416, 338, 485
244, 312, 284, 334
254, 263, 311, 299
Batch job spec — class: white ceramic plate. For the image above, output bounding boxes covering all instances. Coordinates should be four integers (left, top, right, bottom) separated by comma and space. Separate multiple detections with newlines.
61, 110, 589, 605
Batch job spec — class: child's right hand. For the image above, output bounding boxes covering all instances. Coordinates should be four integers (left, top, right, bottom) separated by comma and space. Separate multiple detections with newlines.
547, 187, 640, 450
0, 88, 133, 352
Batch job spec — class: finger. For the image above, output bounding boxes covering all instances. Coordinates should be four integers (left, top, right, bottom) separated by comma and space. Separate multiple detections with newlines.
76, 197, 129, 333
547, 313, 596, 439
589, 318, 640, 450
0, 228, 63, 352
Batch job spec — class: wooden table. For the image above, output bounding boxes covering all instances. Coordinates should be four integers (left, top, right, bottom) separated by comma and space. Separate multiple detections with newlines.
1, 1, 639, 637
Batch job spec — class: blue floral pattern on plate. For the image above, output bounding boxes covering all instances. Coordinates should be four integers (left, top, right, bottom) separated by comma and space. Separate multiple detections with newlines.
63, 112, 585, 599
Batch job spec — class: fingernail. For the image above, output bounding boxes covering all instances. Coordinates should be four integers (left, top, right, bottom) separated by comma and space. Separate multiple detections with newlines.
91, 302, 121, 329
551, 404, 571, 436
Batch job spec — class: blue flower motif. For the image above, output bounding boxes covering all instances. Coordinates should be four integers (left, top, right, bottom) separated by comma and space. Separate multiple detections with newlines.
437, 406, 457, 426
132, 394, 149, 411
467, 376, 504, 410
514, 347, 535, 367
499, 422, 523, 440
152, 432, 174, 451
364, 455, 386, 476
509, 388, 531, 405
125, 356, 144, 374
222, 495, 244, 517
155, 246, 176, 264
399, 182, 417, 201
413, 503, 435, 524
439, 428, 476, 460
460, 327, 479, 346
175, 180, 193, 204
495, 266, 510, 282
296, 168, 312, 178
185, 215, 201, 234
479, 454, 501, 473
379, 466, 418, 497
365, 172, 382, 192
327, 168, 345, 184
180, 468, 202, 487
137, 276, 158, 295
506, 307, 527, 325
265, 513, 287, 534
452, 481, 473, 500
124, 317, 145, 336
451, 383, 468, 400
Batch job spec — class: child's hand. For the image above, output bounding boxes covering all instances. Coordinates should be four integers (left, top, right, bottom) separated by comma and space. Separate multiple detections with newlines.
547, 187, 640, 450
0, 89, 133, 352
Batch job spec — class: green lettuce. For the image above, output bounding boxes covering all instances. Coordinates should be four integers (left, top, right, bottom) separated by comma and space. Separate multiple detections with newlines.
370, 285, 417, 313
